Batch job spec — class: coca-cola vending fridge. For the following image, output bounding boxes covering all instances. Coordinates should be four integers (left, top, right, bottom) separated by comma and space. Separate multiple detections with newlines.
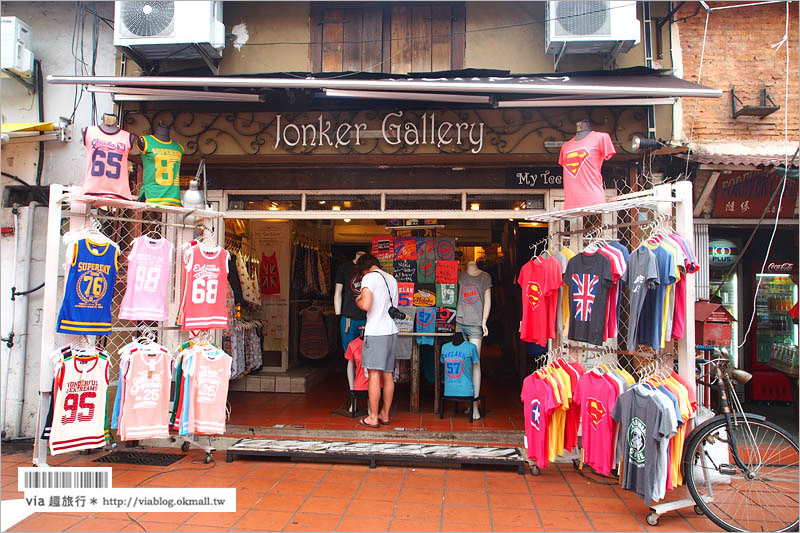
748, 261, 798, 403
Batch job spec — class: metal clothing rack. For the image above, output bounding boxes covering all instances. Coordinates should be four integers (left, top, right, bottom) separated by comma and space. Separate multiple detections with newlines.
32, 184, 226, 466
524, 184, 699, 523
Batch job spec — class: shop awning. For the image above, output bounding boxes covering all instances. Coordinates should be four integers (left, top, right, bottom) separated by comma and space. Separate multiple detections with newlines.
46, 67, 721, 105
1, 122, 56, 133
679, 152, 798, 167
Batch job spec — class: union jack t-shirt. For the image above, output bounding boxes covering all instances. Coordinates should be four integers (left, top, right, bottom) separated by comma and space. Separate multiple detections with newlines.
563, 253, 613, 345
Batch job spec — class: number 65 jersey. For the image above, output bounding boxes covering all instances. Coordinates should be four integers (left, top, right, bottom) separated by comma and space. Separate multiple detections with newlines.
49, 350, 110, 455
119, 236, 174, 321
57, 239, 119, 335
180, 244, 230, 330
82, 125, 133, 200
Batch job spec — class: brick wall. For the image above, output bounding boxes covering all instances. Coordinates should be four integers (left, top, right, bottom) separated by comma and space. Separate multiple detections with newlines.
678, 1, 799, 144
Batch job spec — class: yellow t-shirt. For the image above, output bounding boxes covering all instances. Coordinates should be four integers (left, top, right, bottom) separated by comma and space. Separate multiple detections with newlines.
559, 247, 576, 336
551, 366, 572, 456
543, 372, 564, 462
658, 240, 682, 347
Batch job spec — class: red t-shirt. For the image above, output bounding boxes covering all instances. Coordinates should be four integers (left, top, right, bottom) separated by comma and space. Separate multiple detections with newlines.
521, 374, 559, 468
574, 371, 619, 476
344, 337, 371, 391
518, 257, 562, 345
559, 131, 616, 210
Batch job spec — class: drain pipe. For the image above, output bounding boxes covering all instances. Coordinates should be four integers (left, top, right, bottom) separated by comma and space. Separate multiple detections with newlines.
0, 207, 21, 435
2, 203, 37, 438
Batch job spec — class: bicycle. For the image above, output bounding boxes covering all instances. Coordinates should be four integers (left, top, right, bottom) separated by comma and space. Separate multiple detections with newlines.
678, 349, 799, 532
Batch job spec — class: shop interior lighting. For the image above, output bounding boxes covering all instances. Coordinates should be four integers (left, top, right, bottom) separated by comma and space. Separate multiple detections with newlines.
332, 205, 341, 211
343, 218, 351, 223
318, 200, 326, 205
88, 86, 263, 103
343, 201, 352, 208
497, 97, 676, 108
470, 203, 480, 211
322, 89, 492, 105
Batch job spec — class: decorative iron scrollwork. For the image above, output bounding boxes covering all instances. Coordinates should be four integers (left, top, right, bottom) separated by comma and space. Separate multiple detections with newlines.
124, 107, 645, 157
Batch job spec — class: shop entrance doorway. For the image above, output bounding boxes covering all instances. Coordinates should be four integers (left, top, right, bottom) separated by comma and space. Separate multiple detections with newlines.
222, 215, 535, 441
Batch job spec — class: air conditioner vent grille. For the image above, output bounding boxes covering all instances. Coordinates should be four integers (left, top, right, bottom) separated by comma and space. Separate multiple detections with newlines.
120, 1, 175, 37
555, 1, 610, 36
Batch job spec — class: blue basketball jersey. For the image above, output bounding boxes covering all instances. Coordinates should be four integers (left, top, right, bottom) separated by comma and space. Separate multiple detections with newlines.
56, 238, 119, 335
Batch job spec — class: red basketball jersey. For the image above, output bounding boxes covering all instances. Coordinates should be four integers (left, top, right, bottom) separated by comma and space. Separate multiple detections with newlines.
180, 244, 230, 330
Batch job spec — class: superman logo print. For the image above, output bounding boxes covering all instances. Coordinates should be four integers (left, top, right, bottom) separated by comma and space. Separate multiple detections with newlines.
586, 397, 606, 428
571, 273, 598, 322
562, 148, 589, 178
526, 281, 542, 310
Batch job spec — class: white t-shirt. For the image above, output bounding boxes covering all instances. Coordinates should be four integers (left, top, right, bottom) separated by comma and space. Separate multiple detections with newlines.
360, 270, 399, 336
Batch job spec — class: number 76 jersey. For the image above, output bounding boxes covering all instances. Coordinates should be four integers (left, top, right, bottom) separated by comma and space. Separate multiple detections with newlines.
180, 244, 230, 330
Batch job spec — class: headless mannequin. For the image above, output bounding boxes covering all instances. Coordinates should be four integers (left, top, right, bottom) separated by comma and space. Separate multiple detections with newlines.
339, 251, 367, 408
451, 332, 466, 345
574, 119, 592, 141
464, 260, 491, 419
83, 113, 136, 147
335, 251, 366, 318
136, 123, 171, 151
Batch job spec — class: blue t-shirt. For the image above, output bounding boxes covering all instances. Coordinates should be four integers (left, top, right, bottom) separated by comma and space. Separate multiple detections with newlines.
440, 341, 479, 397
636, 244, 676, 350
416, 307, 436, 345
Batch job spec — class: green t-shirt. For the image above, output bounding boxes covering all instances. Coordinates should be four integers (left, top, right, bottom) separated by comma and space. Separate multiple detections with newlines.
139, 135, 184, 207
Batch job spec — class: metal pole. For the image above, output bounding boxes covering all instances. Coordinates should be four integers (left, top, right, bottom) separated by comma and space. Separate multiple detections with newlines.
32, 184, 66, 465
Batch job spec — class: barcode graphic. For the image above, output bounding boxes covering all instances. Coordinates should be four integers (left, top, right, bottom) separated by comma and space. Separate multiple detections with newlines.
19, 468, 112, 490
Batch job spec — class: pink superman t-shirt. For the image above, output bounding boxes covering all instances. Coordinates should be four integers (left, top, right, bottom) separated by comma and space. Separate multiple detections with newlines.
521, 374, 559, 468
518, 257, 562, 345
574, 371, 619, 476
559, 131, 616, 210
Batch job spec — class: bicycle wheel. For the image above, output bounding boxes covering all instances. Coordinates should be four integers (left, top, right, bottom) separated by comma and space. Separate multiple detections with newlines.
683, 417, 799, 532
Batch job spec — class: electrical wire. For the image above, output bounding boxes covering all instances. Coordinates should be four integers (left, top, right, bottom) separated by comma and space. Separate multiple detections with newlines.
683, 7, 710, 179
737, 0, 792, 350
123, 453, 219, 532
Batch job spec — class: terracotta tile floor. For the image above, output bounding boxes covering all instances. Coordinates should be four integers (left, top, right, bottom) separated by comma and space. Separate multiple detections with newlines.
227, 375, 524, 433
1, 449, 725, 532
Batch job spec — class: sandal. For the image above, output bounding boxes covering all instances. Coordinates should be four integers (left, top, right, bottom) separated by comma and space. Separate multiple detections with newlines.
359, 417, 380, 429
379, 418, 391, 426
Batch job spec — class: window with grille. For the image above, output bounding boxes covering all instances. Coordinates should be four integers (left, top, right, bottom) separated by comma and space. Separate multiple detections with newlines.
310, 2, 466, 74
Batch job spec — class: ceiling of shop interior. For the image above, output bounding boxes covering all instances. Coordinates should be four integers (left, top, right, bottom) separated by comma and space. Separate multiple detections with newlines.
333, 219, 492, 244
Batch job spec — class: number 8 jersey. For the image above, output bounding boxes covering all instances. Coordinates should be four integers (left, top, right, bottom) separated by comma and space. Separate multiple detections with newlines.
138, 135, 184, 207
57, 238, 119, 335
82, 125, 133, 200
119, 236, 174, 321
180, 244, 230, 330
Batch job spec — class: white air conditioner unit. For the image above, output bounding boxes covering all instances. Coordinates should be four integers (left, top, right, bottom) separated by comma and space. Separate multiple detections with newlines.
1, 16, 34, 78
546, 1, 640, 56
114, 1, 225, 61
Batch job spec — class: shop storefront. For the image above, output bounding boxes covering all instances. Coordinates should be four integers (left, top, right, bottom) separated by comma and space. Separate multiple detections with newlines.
691, 162, 799, 405
33, 69, 721, 468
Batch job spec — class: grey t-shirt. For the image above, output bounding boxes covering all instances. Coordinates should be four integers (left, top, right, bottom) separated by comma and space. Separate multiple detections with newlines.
611, 387, 677, 504
394, 305, 417, 360
563, 253, 613, 345
622, 247, 659, 349
456, 270, 492, 326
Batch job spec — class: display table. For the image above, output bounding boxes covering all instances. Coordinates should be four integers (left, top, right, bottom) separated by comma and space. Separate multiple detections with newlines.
399, 332, 452, 413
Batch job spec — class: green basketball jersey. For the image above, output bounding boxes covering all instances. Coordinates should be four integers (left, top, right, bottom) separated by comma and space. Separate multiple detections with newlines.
139, 135, 184, 207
